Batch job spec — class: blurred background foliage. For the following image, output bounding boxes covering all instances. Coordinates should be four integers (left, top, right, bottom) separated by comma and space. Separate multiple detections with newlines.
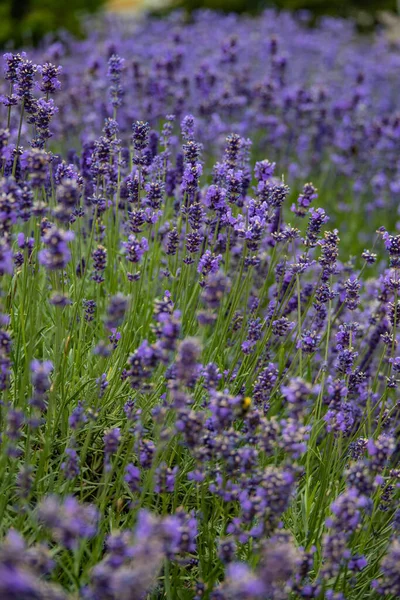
0, 0, 105, 48
173, 0, 398, 18
0, 0, 398, 48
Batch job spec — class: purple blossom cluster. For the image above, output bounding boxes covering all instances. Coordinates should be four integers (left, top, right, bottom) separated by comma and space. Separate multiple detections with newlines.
0, 10, 400, 600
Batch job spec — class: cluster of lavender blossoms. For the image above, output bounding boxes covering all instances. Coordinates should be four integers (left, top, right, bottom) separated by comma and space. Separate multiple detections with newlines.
0, 9, 400, 600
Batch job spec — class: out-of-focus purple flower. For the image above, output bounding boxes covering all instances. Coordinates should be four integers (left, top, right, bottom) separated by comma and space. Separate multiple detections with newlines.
104, 427, 121, 467
61, 447, 80, 480
97, 373, 109, 398
38, 495, 99, 550
38, 226, 74, 270
154, 463, 178, 493
215, 562, 265, 598
241, 318, 263, 354
373, 538, 400, 596
127, 339, 160, 390
105, 294, 128, 329
163, 508, 198, 555
108, 54, 125, 108
367, 434, 395, 471
0, 241, 13, 276
30, 359, 53, 411
69, 401, 87, 431
16, 465, 34, 499
175, 338, 201, 386
181, 114, 195, 141
21, 148, 49, 187
125, 464, 141, 493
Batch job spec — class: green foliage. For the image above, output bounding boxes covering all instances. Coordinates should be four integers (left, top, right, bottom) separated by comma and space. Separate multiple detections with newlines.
0, 0, 105, 49
174, 0, 397, 18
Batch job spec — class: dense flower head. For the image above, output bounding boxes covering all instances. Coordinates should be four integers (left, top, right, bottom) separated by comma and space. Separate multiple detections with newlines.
92, 244, 107, 282
344, 277, 361, 311
132, 120, 150, 152
15, 59, 37, 96
3, 52, 26, 82
37, 62, 62, 94
304, 207, 329, 247
122, 234, 149, 263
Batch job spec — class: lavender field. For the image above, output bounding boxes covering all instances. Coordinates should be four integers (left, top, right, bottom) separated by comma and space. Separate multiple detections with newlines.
1, 8, 400, 599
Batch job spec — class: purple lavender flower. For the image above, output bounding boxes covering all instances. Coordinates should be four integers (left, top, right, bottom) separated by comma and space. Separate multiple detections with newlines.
292, 182, 318, 217
61, 448, 80, 480
3, 52, 26, 83
105, 294, 128, 329
21, 149, 49, 187
254, 159, 275, 182
108, 54, 125, 108
83, 299, 96, 322
97, 373, 109, 398
175, 338, 201, 386
15, 59, 37, 97
125, 464, 141, 493
380, 230, 400, 268
272, 317, 294, 337
163, 508, 198, 555
344, 277, 361, 311
215, 562, 264, 598
143, 180, 162, 207
373, 539, 400, 596
30, 359, 53, 411
242, 318, 263, 354
38, 495, 98, 550
16, 465, 34, 499
154, 463, 178, 493
38, 226, 74, 270
37, 62, 62, 94
0, 241, 13, 276
297, 329, 321, 354
104, 427, 121, 470
181, 114, 195, 141
197, 250, 222, 277
165, 226, 178, 256
362, 249, 377, 264
132, 121, 150, 152
303, 208, 329, 248
69, 401, 87, 431
123, 235, 149, 264
31, 98, 58, 147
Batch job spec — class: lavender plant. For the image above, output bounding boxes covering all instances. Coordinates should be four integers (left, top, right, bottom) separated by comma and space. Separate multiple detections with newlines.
0, 10, 399, 600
